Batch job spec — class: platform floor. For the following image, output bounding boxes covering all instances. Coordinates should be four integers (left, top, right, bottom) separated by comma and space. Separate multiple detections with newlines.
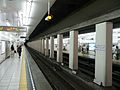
0, 54, 22, 90
0, 46, 28, 90
25, 47, 53, 90
0, 47, 53, 90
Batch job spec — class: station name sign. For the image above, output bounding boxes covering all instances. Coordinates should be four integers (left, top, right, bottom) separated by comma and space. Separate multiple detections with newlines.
0, 26, 19, 31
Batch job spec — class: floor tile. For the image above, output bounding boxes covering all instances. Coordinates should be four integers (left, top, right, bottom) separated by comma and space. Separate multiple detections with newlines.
0, 53, 22, 90
0, 86, 8, 90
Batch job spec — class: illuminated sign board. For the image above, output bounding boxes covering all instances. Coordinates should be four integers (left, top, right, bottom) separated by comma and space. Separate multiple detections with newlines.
0, 26, 19, 31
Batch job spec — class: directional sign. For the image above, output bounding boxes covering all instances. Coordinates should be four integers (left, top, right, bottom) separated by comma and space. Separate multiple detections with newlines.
0, 26, 19, 31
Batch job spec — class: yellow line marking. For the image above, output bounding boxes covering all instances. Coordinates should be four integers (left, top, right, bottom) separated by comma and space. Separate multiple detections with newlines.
19, 48, 28, 90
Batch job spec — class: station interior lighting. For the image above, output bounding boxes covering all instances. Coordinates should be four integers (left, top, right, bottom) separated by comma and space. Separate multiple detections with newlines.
45, 0, 53, 21
45, 15, 53, 21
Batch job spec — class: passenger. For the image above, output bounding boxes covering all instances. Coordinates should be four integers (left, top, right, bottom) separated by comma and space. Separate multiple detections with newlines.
81, 45, 84, 54
78, 45, 81, 52
86, 44, 89, 54
115, 46, 120, 60
94, 49, 96, 56
17, 45, 22, 58
112, 45, 116, 59
11, 44, 14, 57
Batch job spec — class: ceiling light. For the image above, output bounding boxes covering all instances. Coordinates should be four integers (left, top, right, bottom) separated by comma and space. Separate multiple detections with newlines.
28, 0, 32, 2
6, 22, 11, 26
23, 0, 33, 25
48, 15, 52, 19
45, 15, 53, 21
45, 0, 53, 21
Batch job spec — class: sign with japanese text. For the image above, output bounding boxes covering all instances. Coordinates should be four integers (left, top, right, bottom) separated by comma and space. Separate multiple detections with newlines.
0, 26, 19, 31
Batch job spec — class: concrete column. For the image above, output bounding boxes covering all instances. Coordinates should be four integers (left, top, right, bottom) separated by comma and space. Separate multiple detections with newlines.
5, 41, 7, 58
42, 39, 45, 54
94, 22, 113, 86
45, 38, 49, 56
57, 34, 63, 63
69, 30, 78, 70
40, 39, 42, 53
50, 36, 54, 58
41, 39, 43, 53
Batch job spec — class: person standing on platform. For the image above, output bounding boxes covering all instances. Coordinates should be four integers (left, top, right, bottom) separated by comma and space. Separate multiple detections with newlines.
115, 46, 120, 60
11, 44, 14, 57
17, 45, 22, 58
86, 44, 89, 54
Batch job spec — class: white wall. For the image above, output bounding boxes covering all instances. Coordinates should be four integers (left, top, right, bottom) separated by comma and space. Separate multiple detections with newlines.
27, 40, 41, 52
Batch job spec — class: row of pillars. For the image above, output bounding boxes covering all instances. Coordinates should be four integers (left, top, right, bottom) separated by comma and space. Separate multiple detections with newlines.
38, 22, 113, 87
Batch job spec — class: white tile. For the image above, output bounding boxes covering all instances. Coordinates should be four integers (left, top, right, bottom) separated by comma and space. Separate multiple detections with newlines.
1, 78, 11, 80
4, 75, 12, 77
9, 83, 19, 86
11, 77, 19, 79
0, 86, 8, 90
0, 80, 10, 83
11, 79, 19, 82
0, 83, 9, 87
8, 85, 19, 90
0, 52, 22, 90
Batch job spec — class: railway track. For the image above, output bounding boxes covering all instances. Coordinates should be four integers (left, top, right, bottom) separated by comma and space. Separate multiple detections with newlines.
54, 51, 120, 88
27, 47, 93, 90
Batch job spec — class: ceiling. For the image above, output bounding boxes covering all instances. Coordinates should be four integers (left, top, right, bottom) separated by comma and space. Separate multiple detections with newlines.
25, 0, 56, 38
1, 0, 120, 42
28, 0, 120, 41
29, 0, 92, 40
0, 0, 55, 42
0, 0, 102, 42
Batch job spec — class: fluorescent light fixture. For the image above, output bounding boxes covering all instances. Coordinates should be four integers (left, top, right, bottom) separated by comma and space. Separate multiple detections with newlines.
28, 0, 33, 2
23, 0, 33, 25
6, 19, 11, 26
6, 22, 11, 26
17, 20, 20, 26
19, 12, 23, 26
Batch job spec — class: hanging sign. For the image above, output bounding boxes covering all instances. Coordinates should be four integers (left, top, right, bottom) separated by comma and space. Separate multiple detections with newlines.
0, 26, 19, 31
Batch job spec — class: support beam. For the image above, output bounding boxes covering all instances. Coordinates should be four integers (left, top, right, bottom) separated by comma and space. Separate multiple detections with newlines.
45, 38, 49, 56
50, 36, 54, 58
94, 22, 112, 86
57, 34, 63, 63
42, 39, 45, 54
40, 39, 42, 53
69, 31, 78, 70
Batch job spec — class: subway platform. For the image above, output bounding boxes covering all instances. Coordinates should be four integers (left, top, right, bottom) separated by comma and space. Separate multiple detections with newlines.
0, 53, 22, 90
0, 46, 52, 90
27, 47, 119, 90
0, 46, 119, 90
62, 50, 120, 65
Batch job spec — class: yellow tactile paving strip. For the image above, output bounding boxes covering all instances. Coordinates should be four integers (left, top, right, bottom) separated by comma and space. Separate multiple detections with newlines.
19, 48, 28, 90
